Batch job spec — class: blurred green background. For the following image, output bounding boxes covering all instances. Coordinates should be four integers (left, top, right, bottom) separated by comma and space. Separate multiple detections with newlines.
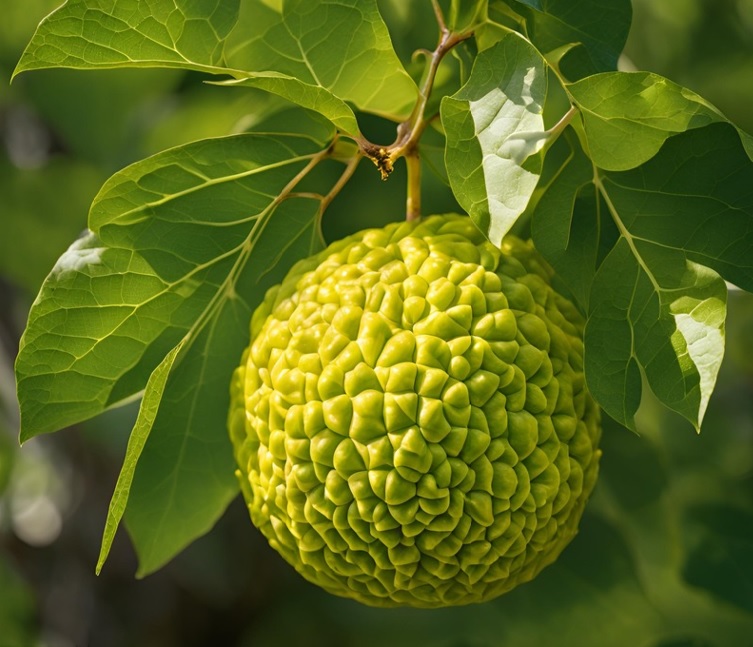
1, 1, 753, 646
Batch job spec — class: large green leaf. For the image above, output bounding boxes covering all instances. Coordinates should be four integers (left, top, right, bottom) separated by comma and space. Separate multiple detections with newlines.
15, 234, 218, 439
13, 0, 241, 78
89, 129, 331, 273
441, 33, 547, 246
15, 127, 332, 442
533, 122, 753, 431
586, 238, 726, 431
11, 0, 401, 134
15, 116, 342, 571
568, 71, 753, 171
500, 0, 632, 79
599, 124, 753, 296
224, 0, 417, 121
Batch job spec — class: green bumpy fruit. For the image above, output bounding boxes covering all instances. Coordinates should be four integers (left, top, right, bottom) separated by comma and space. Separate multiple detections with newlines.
229, 214, 601, 608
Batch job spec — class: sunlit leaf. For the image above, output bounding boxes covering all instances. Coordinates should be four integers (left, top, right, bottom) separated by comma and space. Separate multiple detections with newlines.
441, 33, 547, 246
219, 73, 360, 136
569, 71, 753, 170
225, 0, 417, 121
16, 124, 334, 442
11, 0, 414, 130
15, 233, 215, 440
13, 0, 241, 78
96, 340, 184, 574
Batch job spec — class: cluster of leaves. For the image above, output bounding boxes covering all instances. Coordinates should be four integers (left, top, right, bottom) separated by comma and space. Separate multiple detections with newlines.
11, 0, 753, 580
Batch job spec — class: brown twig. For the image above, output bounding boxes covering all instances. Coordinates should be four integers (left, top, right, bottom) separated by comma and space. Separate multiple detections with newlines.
356, 6, 472, 220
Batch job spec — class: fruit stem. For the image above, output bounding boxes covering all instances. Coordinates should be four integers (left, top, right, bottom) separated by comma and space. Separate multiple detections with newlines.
405, 151, 421, 221
357, 3, 471, 220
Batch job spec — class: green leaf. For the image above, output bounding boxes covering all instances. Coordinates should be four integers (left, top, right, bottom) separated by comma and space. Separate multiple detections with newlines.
13, 0, 241, 78
218, 73, 360, 136
531, 128, 601, 310
16, 109, 341, 570
441, 33, 547, 246
96, 340, 184, 575
586, 237, 727, 431
535, 122, 752, 431
568, 71, 753, 171
125, 197, 325, 576
15, 233, 216, 440
599, 124, 753, 296
12, 0, 415, 131
224, 0, 417, 121
16, 125, 334, 441
124, 299, 241, 577
86, 122, 333, 573
89, 128, 333, 266
502, 0, 632, 79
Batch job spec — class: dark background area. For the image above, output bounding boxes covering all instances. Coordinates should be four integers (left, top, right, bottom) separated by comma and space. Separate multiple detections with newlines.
1, 1, 753, 646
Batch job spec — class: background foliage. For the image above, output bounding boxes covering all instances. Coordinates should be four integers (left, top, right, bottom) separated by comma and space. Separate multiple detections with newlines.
1, 1, 753, 645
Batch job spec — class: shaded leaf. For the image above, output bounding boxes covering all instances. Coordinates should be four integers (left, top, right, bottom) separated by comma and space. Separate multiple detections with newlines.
13, 0, 241, 78
531, 128, 600, 310
535, 122, 753, 431
568, 71, 753, 171
224, 0, 417, 121
499, 0, 632, 78
441, 33, 547, 246
126, 198, 325, 576
600, 124, 753, 296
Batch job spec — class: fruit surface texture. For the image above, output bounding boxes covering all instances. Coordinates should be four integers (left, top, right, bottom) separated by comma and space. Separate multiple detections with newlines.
229, 214, 601, 607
